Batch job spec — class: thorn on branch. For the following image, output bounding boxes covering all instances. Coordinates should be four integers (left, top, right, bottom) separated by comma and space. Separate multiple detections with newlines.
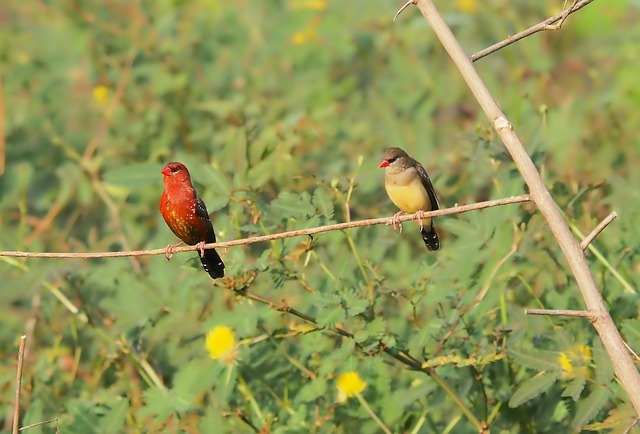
623, 341, 640, 364
393, 0, 415, 21
580, 211, 617, 251
543, 0, 581, 31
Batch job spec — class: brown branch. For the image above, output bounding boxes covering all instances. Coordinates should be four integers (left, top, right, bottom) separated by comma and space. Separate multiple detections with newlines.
470, 0, 593, 62
525, 308, 595, 320
412, 0, 640, 414
0, 194, 530, 259
394, 1, 596, 63
580, 211, 617, 251
12, 335, 26, 434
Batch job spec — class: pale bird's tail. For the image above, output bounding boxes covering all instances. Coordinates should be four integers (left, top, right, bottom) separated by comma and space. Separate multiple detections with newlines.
421, 224, 440, 251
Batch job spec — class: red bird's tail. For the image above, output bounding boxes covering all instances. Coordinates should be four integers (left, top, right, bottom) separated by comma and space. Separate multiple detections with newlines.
201, 248, 225, 279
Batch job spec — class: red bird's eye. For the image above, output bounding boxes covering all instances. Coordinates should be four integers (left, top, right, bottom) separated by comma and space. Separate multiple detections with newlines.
171, 166, 180, 173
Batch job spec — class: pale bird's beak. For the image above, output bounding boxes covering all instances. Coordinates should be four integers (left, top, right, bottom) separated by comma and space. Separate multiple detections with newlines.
379, 160, 390, 168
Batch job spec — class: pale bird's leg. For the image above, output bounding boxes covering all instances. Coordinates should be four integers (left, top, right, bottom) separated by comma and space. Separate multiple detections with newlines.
413, 210, 427, 231
386, 210, 405, 233
195, 240, 207, 258
164, 241, 185, 261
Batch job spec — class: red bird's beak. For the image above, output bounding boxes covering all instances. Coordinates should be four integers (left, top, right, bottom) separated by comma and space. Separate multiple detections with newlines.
379, 160, 390, 168
161, 166, 172, 176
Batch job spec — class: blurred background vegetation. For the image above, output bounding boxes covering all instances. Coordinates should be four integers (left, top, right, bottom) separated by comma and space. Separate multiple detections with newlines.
1, 0, 639, 432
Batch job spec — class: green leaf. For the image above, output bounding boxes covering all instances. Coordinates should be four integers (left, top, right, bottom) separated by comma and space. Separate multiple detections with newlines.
173, 359, 220, 411
318, 292, 342, 307
341, 288, 368, 316
316, 305, 346, 328
366, 317, 386, 340
203, 166, 232, 197
354, 329, 368, 343
562, 377, 586, 401
140, 387, 175, 422
313, 187, 335, 223
552, 400, 569, 423
509, 372, 558, 408
269, 192, 316, 219
508, 348, 561, 372
297, 377, 328, 402
68, 402, 100, 434
592, 340, 614, 384
100, 398, 128, 434
571, 385, 610, 430
103, 163, 162, 188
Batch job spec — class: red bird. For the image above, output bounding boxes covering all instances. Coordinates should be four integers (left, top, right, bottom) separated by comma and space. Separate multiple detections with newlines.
159, 162, 225, 279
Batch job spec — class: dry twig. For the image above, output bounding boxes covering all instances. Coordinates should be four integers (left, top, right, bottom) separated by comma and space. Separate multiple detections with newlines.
12, 335, 26, 434
393, 0, 596, 62
524, 309, 595, 320
470, 0, 593, 62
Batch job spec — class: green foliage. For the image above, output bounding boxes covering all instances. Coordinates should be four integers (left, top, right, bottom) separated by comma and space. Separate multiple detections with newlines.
1, 0, 639, 433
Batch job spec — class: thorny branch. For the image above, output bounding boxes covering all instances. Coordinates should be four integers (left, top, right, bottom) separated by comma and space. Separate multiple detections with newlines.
394, 0, 596, 62
411, 0, 640, 415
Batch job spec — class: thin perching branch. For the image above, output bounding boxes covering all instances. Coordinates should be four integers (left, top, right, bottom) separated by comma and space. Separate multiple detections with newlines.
410, 0, 640, 413
0, 194, 530, 259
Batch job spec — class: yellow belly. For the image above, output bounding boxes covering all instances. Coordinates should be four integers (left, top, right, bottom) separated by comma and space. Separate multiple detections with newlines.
385, 179, 432, 214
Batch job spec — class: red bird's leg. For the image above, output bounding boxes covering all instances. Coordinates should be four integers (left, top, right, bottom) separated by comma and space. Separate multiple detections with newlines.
386, 211, 405, 233
164, 241, 185, 261
195, 240, 206, 258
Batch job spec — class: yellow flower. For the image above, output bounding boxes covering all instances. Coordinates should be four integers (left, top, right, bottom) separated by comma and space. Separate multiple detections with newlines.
92, 85, 109, 105
205, 326, 238, 365
558, 345, 591, 379
291, 27, 318, 45
291, 32, 308, 45
457, 0, 478, 13
336, 371, 366, 401
290, 0, 327, 11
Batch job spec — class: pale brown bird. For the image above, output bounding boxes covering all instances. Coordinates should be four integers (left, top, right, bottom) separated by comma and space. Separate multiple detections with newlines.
379, 147, 440, 251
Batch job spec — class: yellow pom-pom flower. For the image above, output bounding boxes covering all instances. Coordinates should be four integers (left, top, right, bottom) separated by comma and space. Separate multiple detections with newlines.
336, 371, 366, 402
205, 326, 238, 365
558, 344, 591, 379
92, 85, 109, 106
457, 0, 478, 13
